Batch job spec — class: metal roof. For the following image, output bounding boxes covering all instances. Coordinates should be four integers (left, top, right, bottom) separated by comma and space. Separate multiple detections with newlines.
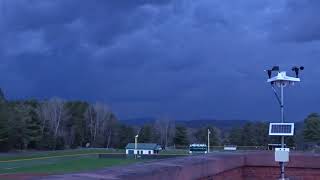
125, 143, 161, 150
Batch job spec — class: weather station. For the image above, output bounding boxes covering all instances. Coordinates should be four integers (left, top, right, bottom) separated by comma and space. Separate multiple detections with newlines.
265, 66, 304, 180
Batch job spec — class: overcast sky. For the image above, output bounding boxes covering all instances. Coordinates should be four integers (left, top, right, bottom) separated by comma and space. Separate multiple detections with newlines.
0, 0, 319, 121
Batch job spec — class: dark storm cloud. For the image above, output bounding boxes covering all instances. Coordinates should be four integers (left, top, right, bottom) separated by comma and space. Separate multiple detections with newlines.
270, 0, 320, 42
1, 0, 320, 120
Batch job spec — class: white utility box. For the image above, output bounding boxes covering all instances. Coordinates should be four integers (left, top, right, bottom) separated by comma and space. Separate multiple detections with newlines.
275, 148, 290, 162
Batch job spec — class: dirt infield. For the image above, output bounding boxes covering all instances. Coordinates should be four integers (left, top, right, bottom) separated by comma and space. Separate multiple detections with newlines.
0, 173, 49, 180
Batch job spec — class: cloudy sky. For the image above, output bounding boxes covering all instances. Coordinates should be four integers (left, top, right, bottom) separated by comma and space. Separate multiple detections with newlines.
0, 0, 319, 121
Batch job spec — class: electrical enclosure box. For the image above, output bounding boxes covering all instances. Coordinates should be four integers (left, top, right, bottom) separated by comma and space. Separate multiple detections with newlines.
275, 148, 290, 162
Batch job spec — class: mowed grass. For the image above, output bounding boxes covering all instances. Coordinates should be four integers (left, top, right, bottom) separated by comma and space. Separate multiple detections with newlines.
0, 155, 140, 174
159, 149, 189, 155
0, 148, 191, 175
0, 149, 124, 162
0, 149, 141, 175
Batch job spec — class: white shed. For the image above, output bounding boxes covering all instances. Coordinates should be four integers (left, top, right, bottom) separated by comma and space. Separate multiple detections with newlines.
125, 143, 162, 155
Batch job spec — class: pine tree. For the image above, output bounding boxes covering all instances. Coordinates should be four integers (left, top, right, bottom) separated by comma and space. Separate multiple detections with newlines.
241, 122, 255, 146
174, 126, 189, 147
114, 124, 135, 148
228, 127, 243, 145
193, 126, 220, 146
0, 102, 9, 151
139, 124, 154, 143
8, 103, 28, 149
7, 101, 42, 150
25, 101, 42, 149
228, 122, 269, 146
64, 101, 88, 148
254, 122, 269, 146
0, 88, 6, 103
303, 113, 320, 142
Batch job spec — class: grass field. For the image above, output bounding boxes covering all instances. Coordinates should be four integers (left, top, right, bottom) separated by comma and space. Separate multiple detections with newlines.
0, 148, 125, 162
0, 148, 191, 179
159, 149, 189, 155
0, 155, 139, 174
0, 149, 140, 176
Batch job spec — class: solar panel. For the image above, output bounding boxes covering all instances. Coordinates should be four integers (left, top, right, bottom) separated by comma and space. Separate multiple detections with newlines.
269, 123, 294, 136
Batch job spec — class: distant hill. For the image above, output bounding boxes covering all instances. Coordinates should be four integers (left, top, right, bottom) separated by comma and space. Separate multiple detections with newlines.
176, 120, 250, 130
120, 117, 156, 126
121, 118, 305, 132
121, 118, 251, 131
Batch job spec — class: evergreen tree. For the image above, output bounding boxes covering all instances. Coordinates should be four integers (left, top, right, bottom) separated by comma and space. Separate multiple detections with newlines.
193, 126, 220, 146
303, 113, 320, 142
241, 122, 255, 146
25, 101, 42, 149
0, 102, 9, 151
228, 127, 243, 145
286, 136, 296, 148
254, 122, 269, 146
6, 101, 43, 150
228, 122, 269, 146
139, 124, 155, 143
114, 124, 135, 148
174, 126, 189, 147
64, 101, 88, 148
39, 126, 55, 150
9, 103, 30, 149
0, 88, 6, 103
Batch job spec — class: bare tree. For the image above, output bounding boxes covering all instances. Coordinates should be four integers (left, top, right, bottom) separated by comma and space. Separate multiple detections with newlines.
86, 105, 95, 144
48, 98, 66, 138
36, 98, 67, 145
103, 113, 117, 149
85, 102, 116, 147
36, 102, 51, 135
155, 117, 174, 149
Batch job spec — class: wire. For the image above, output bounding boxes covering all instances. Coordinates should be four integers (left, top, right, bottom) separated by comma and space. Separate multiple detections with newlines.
271, 85, 281, 106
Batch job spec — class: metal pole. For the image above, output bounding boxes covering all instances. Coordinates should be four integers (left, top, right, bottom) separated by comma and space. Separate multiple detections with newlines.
281, 83, 284, 124
135, 136, 137, 149
208, 129, 210, 153
280, 83, 285, 180
281, 83, 285, 149
135, 136, 138, 159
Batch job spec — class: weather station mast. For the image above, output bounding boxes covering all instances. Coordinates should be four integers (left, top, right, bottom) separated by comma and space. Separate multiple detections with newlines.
265, 66, 304, 180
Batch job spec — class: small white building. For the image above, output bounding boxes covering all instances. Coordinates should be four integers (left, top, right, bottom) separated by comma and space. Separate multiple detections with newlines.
189, 144, 207, 154
224, 145, 237, 151
125, 143, 162, 155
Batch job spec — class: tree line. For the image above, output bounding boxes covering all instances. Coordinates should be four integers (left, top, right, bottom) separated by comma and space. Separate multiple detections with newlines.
0, 95, 120, 151
227, 113, 320, 149
0, 89, 320, 152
